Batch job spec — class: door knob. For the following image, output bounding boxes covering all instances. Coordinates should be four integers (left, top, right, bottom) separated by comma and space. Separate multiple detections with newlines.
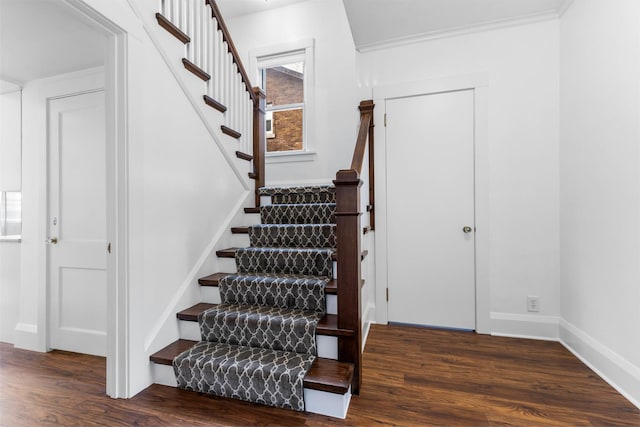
462, 226, 472, 234
46, 237, 58, 244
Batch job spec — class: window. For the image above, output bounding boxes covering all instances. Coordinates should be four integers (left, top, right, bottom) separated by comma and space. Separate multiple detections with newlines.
259, 58, 305, 152
252, 39, 314, 159
0, 191, 21, 240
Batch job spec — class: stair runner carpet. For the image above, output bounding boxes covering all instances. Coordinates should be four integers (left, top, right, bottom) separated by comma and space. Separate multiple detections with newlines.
173, 185, 336, 411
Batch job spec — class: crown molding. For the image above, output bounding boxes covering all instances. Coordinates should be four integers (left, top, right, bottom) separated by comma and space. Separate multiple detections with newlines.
356, 9, 561, 53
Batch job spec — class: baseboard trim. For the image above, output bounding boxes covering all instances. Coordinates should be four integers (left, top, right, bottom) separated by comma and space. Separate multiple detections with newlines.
14, 323, 42, 352
490, 312, 559, 341
559, 319, 640, 409
362, 303, 375, 351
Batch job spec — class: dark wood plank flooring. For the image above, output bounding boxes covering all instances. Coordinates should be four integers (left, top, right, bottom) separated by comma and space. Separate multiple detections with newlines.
1, 324, 638, 426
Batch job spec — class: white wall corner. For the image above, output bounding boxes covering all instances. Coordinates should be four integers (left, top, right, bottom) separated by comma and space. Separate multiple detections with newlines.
559, 319, 640, 409
490, 312, 560, 341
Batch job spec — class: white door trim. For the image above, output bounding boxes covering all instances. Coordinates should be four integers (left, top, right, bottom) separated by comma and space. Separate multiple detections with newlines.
64, 0, 130, 398
372, 73, 490, 333
24, 1, 129, 399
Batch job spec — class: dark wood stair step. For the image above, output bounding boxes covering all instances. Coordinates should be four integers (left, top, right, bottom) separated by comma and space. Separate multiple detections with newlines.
149, 340, 353, 394
216, 247, 368, 261
182, 58, 210, 81
231, 226, 249, 234
155, 13, 190, 44
221, 125, 241, 139
235, 151, 253, 161
244, 207, 261, 214
203, 95, 227, 113
150, 339, 196, 364
176, 303, 354, 338
197, 272, 363, 295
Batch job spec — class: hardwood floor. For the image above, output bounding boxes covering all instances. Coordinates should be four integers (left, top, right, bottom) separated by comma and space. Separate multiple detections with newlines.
1, 324, 638, 426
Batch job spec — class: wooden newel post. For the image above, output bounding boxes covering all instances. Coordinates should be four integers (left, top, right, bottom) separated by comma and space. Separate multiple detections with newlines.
334, 169, 363, 395
252, 87, 266, 206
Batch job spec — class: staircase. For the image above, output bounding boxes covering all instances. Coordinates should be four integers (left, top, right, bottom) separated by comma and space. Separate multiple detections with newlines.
148, 0, 374, 419
150, 185, 355, 417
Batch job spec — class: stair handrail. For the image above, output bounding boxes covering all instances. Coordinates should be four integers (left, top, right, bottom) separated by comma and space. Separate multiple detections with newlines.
333, 99, 375, 395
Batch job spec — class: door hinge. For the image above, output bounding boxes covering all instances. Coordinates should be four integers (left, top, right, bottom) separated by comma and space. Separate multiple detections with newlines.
386, 288, 389, 301
107, 242, 111, 254
384, 113, 387, 127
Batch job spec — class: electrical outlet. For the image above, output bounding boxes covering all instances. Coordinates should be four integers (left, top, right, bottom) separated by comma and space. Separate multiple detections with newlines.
527, 296, 540, 312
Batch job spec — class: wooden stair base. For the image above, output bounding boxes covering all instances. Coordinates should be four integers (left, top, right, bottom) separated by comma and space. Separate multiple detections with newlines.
150, 340, 353, 394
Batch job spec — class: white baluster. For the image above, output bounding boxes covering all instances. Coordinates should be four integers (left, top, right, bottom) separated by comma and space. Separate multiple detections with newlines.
158, 0, 164, 16
215, 23, 222, 102
187, 1, 194, 62
172, 0, 178, 26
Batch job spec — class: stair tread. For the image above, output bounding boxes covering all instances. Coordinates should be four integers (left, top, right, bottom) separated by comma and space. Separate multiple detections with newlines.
177, 303, 355, 337
258, 185, 335, 196
244, 207, 260, 214
150, 339, 197, 364
216, 247, 367, 261
150, 340, 353, 394
198, 272, 366, 294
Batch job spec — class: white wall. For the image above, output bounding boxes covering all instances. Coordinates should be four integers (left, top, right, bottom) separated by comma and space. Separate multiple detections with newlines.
226, 0, 360, 185
559, 0, 640, 407
359, 20, 561, 336
15, 0, 251, 397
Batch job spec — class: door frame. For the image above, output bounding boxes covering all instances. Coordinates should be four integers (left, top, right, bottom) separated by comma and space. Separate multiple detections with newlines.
372, 73, 490, 333
24, 1, 130, 398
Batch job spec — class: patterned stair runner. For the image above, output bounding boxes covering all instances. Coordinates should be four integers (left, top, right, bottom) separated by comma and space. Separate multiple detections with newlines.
173, 185, 337, 411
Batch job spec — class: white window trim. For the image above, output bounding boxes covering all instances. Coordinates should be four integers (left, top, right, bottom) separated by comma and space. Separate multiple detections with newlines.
250, 39, 315, 162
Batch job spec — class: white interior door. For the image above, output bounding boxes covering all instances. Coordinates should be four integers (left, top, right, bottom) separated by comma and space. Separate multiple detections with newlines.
386, 89, 475, 330
48, 90, 107, 356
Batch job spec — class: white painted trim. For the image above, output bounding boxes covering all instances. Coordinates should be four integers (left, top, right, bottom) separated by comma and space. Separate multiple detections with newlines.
58, 0, 130, 398
372, 73, 491, 333
13, 323, 39, 351
490, 312, 559, 341
265, 150, 317, 164
249, 39, 316, 156
559, 319, 640, 409
357, 10, 561, 53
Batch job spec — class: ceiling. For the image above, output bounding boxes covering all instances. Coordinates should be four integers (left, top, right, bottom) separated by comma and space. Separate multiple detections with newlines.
218, 0, 572, 51
0, 0, 106, 88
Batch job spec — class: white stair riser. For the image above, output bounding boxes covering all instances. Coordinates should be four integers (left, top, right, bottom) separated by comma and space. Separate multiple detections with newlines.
200, 287, 337, 315
152, 364, 350, 418
178, 320, 339, 360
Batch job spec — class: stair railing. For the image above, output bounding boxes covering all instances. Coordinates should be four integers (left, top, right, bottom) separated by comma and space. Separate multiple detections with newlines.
157, 0, 265, 205
334, 100, 375, 395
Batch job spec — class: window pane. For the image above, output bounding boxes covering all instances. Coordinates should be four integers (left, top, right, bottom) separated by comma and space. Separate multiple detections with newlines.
267, 108, 303, 152
0, 191, 21, 237
264, 62, 304, 106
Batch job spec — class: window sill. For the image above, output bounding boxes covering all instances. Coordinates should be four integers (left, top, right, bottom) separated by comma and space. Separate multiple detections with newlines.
265, 150, 317, 164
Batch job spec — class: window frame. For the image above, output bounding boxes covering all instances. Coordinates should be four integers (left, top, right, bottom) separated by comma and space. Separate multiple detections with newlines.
251, 39, 316, 163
